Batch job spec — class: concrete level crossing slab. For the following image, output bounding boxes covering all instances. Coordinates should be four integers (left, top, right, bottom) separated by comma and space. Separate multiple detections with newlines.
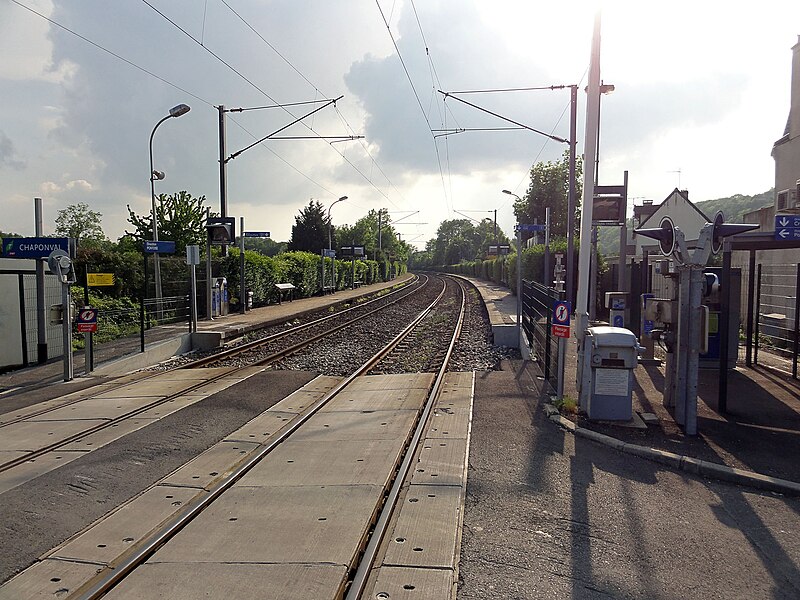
60, 417, 157, 451
381, 485, 462, 569
148, 484, 382, 565
269, 390, 328, 414
0, 558, 105, 600
26, 396, 162, 421
143, 367, 235, 381
238, 439, 406, 488
224, 410, 299, 443
411, 438, 469, 487
365, 566, 455, 600
295, 374, 343, 393
93, 378, 201, 399
426, 407, 471, 439
0, 419, 108, 452
134, 395, 208, 419
0, 450, 88, 494
160, 440, 260, 489
291, 409, 418, 442
102, 562, 348, 600
322, 387, 428, 412
435, 383, 473, 410
346, 373, 434, 392
50, 485, 202, 565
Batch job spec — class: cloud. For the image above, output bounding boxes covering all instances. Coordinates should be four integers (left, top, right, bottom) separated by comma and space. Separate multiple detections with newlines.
0, 131, 26, 170
66, 179, 92, 190
40, 181, 61, 194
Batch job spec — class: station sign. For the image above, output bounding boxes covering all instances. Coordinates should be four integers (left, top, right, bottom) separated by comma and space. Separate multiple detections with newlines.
2, 237, 71, 259
87, 273, 115, 287
244, 231, 270, 238
340, 246, 365, 257
488, 245, 511, 256
515, 223, 546, 232
323, 249, 336, 258
774, 214, 800, 241
144, 240, 176, 254
552, 300, 571, 338
76, 307, 98, 333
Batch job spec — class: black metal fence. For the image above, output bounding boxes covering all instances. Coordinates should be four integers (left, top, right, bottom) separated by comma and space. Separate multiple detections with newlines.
521, 279, 564, 393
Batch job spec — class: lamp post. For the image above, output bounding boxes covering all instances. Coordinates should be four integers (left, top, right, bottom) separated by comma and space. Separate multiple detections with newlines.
149, 103, 190, 305
327, 196, 347, 292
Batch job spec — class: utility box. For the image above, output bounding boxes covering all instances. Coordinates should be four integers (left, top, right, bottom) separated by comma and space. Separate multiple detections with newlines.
212, 277, 229, 317
580, 326, 640, 421
605, 292, 628, 328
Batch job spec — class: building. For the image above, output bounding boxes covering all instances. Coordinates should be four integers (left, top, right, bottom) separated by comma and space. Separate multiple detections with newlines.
630, 188, 710, 257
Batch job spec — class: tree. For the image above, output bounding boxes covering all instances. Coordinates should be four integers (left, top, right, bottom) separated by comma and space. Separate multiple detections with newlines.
242, 236, 287, 256
125, 191, 212, 253
288, 200, 329, 252
54, 202, 107, 244
513, 150, 583, 242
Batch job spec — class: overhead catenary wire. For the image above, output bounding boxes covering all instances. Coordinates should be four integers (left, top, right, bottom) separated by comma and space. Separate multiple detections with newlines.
7, 0, 342, 201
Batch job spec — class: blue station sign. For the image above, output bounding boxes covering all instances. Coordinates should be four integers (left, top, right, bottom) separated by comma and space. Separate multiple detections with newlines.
1, 237, 71, 259
144, 240, 176, 254
515, 223, 547, 233
244, 231, 271, 238
774, 214, 800, 241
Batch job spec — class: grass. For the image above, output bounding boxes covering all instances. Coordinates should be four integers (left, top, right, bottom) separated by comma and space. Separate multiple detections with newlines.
554, 395, 578, 415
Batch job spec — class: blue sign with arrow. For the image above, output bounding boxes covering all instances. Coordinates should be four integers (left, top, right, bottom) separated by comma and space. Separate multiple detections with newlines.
774, 214, 800, 241
244, 231, 270, 238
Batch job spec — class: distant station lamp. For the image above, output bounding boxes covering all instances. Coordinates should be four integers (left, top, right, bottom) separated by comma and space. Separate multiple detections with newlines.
149, 103, 191, 303
328, 196, 348, 250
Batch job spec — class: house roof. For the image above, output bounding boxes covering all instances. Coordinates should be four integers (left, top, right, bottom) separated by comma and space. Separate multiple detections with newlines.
637, 188, 711, 229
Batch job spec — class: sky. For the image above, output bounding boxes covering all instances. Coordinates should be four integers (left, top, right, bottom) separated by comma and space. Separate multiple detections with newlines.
1, 0, 799, 250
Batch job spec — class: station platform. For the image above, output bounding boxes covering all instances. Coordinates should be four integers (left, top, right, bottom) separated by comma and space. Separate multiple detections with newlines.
0, 275, 414, 394
459, 275, 800, 495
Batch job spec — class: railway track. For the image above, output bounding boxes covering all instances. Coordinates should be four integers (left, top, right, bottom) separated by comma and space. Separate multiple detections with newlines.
0, 277, 428, 480
0, 274, 471, 599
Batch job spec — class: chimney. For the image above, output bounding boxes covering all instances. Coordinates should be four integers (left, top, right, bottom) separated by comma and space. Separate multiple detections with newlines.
790, 35, 800, 139
680, 190, 689, 199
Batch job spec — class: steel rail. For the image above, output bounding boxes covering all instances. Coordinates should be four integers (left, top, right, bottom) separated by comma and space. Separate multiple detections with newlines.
345, 277, 468, 599
0, 276, 419, 428
70, 275, 452, 600
186, 276, 428, 369
0, 277, 425, 473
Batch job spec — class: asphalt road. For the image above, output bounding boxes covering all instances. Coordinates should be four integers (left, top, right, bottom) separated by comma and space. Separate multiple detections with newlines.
458, 361, 800, 599
0, 369, 316, 585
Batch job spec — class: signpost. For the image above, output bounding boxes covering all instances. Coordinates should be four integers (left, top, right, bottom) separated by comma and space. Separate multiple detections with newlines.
87, 273, 115, 287
775, 214, 800, 241
76, 308, 98, 333
144, 240, 176, 254
552, 300, 571, 339
244, 231, 271, 238
1, 237, 71, 259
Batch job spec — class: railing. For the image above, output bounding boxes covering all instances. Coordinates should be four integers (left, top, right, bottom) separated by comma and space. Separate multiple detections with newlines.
142, 295, 191, 328
521, 279, 564, 393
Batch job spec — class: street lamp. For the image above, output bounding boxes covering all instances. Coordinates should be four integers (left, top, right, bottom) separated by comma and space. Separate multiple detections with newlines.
327, 196, 348, 250
148, 103, 190, 304
325, 195, 347, 293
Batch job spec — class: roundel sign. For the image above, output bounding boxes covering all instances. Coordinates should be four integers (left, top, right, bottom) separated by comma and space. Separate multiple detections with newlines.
76, 307, 98, 333
552, 300, 571, 339
553, 301, 570, 325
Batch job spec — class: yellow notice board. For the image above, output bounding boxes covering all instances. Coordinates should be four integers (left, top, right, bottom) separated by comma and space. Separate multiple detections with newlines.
87, 273, 115, 287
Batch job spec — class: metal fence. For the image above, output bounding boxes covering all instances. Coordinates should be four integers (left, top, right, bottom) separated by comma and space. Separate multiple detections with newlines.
521, 279, 564, 393
747, 262, 800, 377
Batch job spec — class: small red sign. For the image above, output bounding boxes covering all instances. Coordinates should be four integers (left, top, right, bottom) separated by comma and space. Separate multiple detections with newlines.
77, 322, 97, 333
552, 324, 570, 338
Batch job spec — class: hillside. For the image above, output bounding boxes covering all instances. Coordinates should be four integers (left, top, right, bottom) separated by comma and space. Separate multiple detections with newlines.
597, 188, 774, 255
